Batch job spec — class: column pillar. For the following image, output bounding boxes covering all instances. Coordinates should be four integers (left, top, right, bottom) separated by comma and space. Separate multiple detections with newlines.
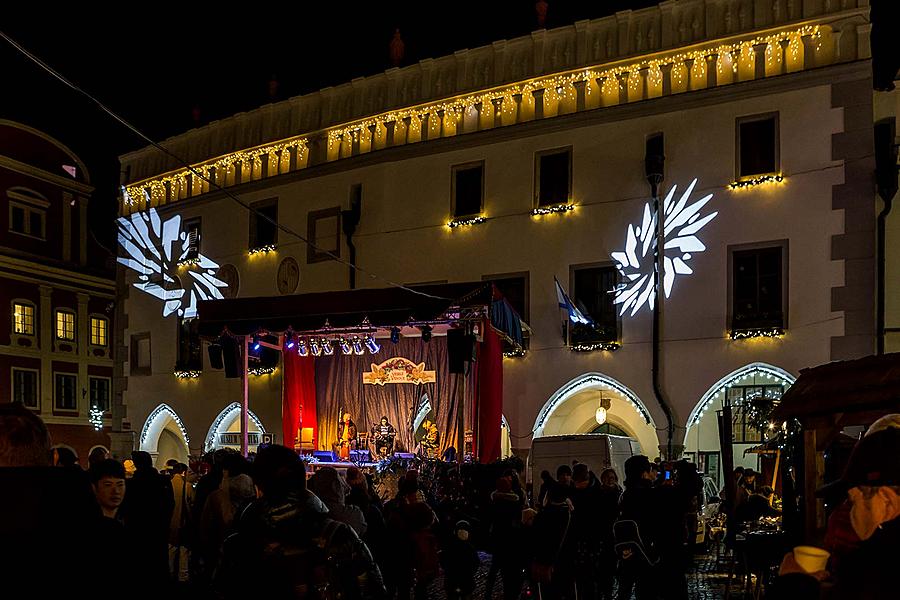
779, 39, 791, 75
78, 196, 88, 266
474, 102, 483, 131
491, 97, 504, 127
684, 58, 695, 91
421, 113, 430, 141
385, 120, 396, 146
512, 93, 523, 122
639, 67, 650, 100
661, 63, 673, 96
532, 88, 546, 119
436, 110, 445, 138
351, 130, 361, 155
753, 42, 768, 79
401, 118, 411, 143
573, 80, 587, 111
706, 53, 718, 88
367, 124, 377, 151
77, 292, 90, 416
801, 34, 816, 69
616, 72, 630, 104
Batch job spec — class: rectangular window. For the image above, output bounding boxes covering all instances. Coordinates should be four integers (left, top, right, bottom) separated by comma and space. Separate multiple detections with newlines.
732, 246, 784, 332
184, 218, 201, 260
535, 148, 572, 207
8, 201, 46, 239
56, 311, 75, 341
570, 265, 619, 344
12, 369, 39, 409
729, 384, 785, 443
307, 206, 341, 263
130, 333, 151, 376
13, 303, 35, 335
249, 199, 278, 250
452, 163, 484, 218
737, 114, 779, 178
89, 377, 111, 413
54, 373, 77, 411
177, 318, 203, 371
91, 317, 108, 346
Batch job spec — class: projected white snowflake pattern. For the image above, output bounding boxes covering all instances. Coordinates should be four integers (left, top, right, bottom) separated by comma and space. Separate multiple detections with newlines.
611, 178, 717, 316
117, 207, 227, 318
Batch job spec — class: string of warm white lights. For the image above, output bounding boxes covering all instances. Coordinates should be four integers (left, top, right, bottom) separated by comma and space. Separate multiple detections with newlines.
89, 406, 104, 431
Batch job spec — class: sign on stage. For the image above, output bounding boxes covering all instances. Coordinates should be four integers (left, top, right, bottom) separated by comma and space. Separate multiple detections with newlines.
362, 357, 436, 385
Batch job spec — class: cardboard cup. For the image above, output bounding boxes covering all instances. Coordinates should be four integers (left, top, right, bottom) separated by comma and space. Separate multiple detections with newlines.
794, 546, 830, 573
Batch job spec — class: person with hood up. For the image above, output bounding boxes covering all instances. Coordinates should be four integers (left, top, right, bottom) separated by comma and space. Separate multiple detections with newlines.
310, 466, 368, 537
442, 519, 480, 600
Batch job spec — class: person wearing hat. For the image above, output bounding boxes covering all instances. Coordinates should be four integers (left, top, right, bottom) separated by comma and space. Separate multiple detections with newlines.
772, 418, 900, 599
441, 520, 480, 600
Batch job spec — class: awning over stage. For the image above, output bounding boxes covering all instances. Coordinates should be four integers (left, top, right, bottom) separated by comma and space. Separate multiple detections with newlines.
196, 281, 525, 346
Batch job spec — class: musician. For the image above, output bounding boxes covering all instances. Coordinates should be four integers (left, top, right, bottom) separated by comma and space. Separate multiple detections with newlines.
420, 422, 440, 459
336, 412, 357, 460
370, 416, 396, 457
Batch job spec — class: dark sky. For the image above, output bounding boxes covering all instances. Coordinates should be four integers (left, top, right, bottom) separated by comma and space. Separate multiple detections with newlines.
2, 2, 656, 245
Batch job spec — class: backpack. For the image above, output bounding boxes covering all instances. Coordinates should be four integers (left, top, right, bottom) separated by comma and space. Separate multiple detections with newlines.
612, 519, 659, 566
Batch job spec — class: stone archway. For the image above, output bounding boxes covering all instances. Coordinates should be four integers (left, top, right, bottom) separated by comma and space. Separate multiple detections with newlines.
204, 402, 267, 453
683, 363, 795, 487
532, 373, 659, 457
139, 403, 190, 469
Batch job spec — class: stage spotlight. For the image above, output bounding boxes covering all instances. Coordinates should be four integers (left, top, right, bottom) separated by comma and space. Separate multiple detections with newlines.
365, 335, 381, 354
309, 338, 322, 356
321, 338, 334, 356
252, 334, 261, 351
352, 336, 365, 355
339, 338, 352, 355
297, 339, 309, 357
390, 327, 401, 344
420, 324, 432, 342
285, 331, 295, 350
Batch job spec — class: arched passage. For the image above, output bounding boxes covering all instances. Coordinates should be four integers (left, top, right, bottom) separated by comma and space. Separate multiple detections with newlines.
140, 403, 190, 469
204, 402, 267, 453
532, 373, 659, 458
683, 363, 795, 487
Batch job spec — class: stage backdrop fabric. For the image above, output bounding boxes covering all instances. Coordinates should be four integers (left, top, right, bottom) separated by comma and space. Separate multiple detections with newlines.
315, 336, 472, 455
282, 352, 317, 450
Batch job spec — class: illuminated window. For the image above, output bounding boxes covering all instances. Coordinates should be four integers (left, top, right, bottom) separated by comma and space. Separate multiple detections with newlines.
249, 198, 278, 250
89, 377, 111, 413
570, 264, 619, 345
737, 113, 779, 179
12, 369, 39, 409
54, 373, 77, 411
535, 148, 572, 207
13, 302, 35, 335
91, 316, 108, 346
56, 310, 75, 341
452, 162, 484, 218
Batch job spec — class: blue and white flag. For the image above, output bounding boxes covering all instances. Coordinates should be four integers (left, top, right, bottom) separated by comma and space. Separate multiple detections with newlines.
554, 277, 591, 325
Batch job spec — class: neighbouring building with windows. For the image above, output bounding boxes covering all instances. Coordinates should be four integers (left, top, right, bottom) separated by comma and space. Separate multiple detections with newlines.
0, 120, 117, 464
117, 1, 881, 484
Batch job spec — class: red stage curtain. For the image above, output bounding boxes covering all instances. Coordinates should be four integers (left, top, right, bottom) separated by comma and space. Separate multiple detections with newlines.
282, 351, 317, 450
478, 320, 503, 463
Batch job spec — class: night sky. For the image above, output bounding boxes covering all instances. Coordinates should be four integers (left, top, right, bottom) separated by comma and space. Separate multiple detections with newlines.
1, 1, 660, 246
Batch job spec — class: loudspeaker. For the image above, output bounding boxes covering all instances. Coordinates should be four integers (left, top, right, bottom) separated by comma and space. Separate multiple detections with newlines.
314, 450, 337, 462
447, 328, 475, 374
207, 344, 224, 369
221, 336, 242, 379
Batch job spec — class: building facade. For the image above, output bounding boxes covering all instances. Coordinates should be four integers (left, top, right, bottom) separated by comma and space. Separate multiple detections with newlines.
1, 120, 116, 464
118, 0, 878, 482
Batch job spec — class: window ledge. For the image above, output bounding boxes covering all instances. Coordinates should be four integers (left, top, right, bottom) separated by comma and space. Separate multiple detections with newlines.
570, 341, 620, 352
447, 215, 487, 228
730, 327, 785, 340
532, 203, 575, 216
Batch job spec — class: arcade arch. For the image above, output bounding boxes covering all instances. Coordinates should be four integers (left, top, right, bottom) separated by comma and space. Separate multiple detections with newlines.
140, 403, 190, 469
532, 373, 659, 458
204, 402, 267, 453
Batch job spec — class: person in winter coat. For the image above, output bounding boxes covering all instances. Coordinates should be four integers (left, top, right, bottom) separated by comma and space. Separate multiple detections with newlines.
441, 520, 480, 600
569, 463, 604, 600
310, 466, 368, 537
531, 483, 575, 600
215, 444, 384, 600
384, 478, 439, 600
485, 475, 525, 600
596, 468, 622, 600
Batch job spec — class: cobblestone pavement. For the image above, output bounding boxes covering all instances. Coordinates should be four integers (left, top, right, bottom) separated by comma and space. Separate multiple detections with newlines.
428, 546, 749, 600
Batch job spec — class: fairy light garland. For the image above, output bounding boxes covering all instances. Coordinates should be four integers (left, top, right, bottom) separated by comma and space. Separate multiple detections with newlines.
89, 407, 104, 431
729, 174, 785, 189
730, 327, 784, 340
124, 25, 821, 212
532, 204, 575, 216
447, 216, 487, 228
248, 244, 277, 256
174, 370, 201, 379
248, 366, 276, 376
689, 365, 794, 427
571, 341, 621, 353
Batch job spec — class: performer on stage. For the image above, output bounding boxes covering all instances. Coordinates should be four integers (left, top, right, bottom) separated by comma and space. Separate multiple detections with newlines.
420, 421, 440, 459
370, 416, 396, 457
336, 412, 357, 460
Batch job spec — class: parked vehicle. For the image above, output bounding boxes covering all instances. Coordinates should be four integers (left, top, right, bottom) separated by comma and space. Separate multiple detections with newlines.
528, 433, 641, 488
694, 475, 722, 549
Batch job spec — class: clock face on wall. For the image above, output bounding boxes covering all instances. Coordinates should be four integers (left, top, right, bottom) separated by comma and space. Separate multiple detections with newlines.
217, 264, 240, 299
277, 257, 300, 295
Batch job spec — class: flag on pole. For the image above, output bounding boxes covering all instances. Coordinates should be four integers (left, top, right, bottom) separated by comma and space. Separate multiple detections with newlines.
554, 277, 591, 325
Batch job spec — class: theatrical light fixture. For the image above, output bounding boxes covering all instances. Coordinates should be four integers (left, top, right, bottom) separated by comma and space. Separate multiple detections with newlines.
339, 338, 353, 355
252, 335, 261, 351
365, 335, 381, 354
352, 336, 365, 355
297, 339, 309, 357
285, 332, 295, 350
390, 327, 401, 344
310, 338, 322, 356
420, 325, 433, 343
321, 338, 334, 356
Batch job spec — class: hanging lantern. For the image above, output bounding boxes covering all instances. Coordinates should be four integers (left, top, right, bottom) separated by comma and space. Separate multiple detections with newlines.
595, 406, 607, 426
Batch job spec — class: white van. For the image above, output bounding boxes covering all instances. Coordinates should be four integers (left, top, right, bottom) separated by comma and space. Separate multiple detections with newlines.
529, 433, 642, 488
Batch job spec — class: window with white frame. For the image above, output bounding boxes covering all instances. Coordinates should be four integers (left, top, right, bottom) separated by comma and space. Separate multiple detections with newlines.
13, 302, 36, 335
89, 377, 110, 413
56, 310, 75, 341
7, 188, 48, 239
12, 368, 39, 409
184, 218, 201, 260
90, 316, 108, 346
54, 373, 77, 411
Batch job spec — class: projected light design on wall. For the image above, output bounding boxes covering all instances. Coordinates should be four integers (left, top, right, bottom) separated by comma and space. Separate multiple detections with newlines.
117, 207, 227, 318
611, 178, 717, 316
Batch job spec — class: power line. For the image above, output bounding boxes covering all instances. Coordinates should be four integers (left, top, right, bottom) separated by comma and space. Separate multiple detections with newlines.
0, 29, 451, 302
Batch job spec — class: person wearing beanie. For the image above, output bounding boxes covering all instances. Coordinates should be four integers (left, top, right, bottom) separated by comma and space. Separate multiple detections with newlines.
441, 520, 480, 600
